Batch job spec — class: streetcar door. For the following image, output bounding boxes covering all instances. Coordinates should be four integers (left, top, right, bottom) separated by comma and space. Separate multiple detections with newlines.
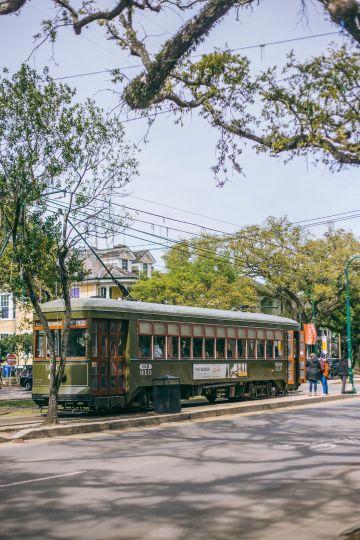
287, 331, 295, 386
298, 330, 306, 384
109, 320, 127, 395
96, 320, 110, 395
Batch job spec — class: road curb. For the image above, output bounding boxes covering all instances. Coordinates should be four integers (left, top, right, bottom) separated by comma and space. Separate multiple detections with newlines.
0, 393, 357, 444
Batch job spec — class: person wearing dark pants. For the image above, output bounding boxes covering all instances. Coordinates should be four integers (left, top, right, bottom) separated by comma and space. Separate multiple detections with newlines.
338, 358, 349, 394
307, 353, 322, 396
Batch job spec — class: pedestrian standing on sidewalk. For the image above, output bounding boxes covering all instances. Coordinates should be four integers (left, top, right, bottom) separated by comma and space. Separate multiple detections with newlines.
307, 353, 322, 396
338, 358, 349, 394
319, 352, 329, 395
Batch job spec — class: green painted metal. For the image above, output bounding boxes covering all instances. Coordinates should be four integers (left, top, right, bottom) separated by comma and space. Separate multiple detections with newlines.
32, 298, 299, 408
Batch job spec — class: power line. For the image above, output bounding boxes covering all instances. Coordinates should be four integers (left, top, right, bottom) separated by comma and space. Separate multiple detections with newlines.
47, 199, 256, 269
126, 194, 242, 228
293, 209, 360, 225
51, 31, 342, 82
47, 199, 331, 286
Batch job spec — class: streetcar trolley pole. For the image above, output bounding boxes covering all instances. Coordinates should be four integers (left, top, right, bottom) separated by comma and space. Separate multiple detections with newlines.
345, 255, 359, 394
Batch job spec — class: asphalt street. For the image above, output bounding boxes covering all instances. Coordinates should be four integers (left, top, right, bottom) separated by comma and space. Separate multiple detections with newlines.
1, 398, 360, 540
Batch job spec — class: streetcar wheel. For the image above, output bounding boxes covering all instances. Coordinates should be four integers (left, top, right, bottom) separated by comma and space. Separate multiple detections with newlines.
207, 391, 217, 403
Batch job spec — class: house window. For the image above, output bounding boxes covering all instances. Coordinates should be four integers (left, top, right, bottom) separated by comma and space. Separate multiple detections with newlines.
143, 263, 148, 274
0, 294, 10, 319
70, 287, 80, 298
99, 287, 107, 298
122, 259, 129, 271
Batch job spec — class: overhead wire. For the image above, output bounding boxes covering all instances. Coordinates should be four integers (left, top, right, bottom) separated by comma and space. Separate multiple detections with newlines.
45, 200, 344, 288
52, 31, 342, 82
45, 198, 326, 284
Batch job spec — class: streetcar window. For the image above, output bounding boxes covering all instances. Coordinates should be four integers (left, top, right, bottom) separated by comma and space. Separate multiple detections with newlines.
154, 322, 165, 334
227, 327, 236, 339
110, 322, 116, 357
154, 336, 165, 358
47, 329, 61, 357
138, 335, 151, 358
167, 336, 179, 359
91, 362, 98, 390
266, 340, 274, 359
35, 331, 45, 357
180, 338, 191, 358
237, 328, 246, 339
68, 329, 86, 357
205, 326, 215, 337
167, 323, 178, 336
117, 322, 126, 356
100, 333, 108, 357
227, 338, 236, 358
287, 334, 293, 357
193, 337, 203, 358
248, 339, 256, 358
118, 361, 124, 389
180, 324, 191, 336
110, 360, 116, 389
91, 322, 98, 357
139, 321, 152, 334
275, 340, 283, 358
257, 329, 265, 340
275, 330, 283, 340
193, 325, 203, 337
257, 340, 265, 359
248, 329, 256, 339
266, 330, 275, 340
92, 333, 98, 357
101, 364, 107, 388
216, 338, 225, 358
237, 338, 246, 358
217, 327, 226, 338
205, 338, 214, 358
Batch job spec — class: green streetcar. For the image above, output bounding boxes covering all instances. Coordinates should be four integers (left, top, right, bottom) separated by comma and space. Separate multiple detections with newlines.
32, 298, 303, 410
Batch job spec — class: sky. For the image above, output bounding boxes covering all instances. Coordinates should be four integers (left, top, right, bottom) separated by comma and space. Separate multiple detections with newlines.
1, 0, 359, 269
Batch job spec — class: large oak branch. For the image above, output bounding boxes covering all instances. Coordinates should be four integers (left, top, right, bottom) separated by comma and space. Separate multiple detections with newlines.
123, 0, 242, 109
0, 0, 26, 14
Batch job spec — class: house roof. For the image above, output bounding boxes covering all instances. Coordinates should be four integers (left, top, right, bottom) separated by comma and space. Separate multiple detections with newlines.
133, 250, 156, 263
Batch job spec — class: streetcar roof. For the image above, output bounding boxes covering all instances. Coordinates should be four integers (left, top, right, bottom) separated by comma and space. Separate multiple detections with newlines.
38, 298, 299, 329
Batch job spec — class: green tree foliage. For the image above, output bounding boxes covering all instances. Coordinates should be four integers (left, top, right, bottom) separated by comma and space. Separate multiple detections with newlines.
0, 2, 359, 180
132, 237, 257, 310
0, 65, 137, 423
0, 333, 32, 363
172, 46, 360, 181
133, 219, 360, 356
229, 217, 360, 324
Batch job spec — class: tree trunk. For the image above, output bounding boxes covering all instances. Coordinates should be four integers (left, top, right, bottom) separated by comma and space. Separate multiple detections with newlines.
47, 389, 59, 424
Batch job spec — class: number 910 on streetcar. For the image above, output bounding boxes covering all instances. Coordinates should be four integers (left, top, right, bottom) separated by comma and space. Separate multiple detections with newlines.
32, 298, 302, 410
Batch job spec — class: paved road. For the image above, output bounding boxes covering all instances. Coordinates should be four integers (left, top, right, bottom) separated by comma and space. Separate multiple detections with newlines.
1, 398, 360, 540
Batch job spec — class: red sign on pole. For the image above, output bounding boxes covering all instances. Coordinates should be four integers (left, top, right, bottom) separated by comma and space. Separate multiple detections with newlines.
303, 324, 317, 345
6, 353, 17, 366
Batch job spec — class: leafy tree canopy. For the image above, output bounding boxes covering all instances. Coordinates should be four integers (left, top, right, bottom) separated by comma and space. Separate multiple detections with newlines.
0, 1, 359, 180
0, 65, 137, 422
132, 237, 257, 310
133, 218, 360, 331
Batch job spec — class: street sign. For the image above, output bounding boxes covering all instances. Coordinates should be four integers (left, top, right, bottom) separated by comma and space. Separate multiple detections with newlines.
6, 353, 17, 366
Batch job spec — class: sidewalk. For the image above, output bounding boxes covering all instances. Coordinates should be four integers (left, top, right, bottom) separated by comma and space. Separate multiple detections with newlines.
0, 391, 358, 445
